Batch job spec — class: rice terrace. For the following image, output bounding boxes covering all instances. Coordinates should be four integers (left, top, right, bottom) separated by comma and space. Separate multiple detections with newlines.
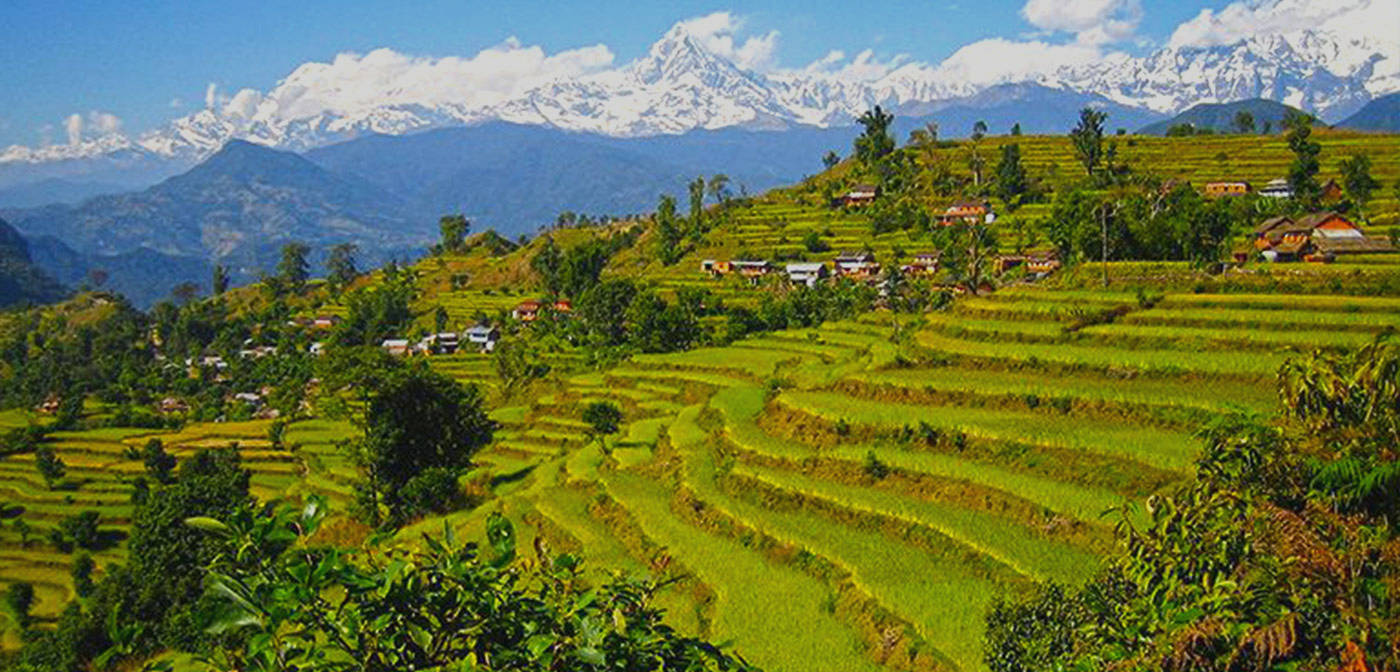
0, 2, 1398, 671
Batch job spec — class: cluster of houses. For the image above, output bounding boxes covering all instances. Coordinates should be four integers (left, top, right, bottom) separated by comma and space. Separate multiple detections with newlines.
835, 185, 999, 226
382, 326, 502, 357
1203, 178, 1344, 201
1251, 211, 1395, 262
703, 248, 1057, 287
511, 299, 572, 321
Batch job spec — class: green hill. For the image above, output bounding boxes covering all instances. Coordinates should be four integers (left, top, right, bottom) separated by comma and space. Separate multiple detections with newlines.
1138, 98, 1304, 135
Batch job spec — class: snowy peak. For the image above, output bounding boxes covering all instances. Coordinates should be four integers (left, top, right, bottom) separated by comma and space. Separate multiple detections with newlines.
3, 21, 1397, 169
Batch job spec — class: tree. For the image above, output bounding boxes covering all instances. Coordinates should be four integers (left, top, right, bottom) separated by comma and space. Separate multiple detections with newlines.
493, 338, 550, 396
803, 230, 830, 253
688, 176, 707, 238
993, 144, 1029, 213
854, 106, 895, 164
58, 510, 101, 550
267, 419, 287, 450
170, 282, 200, 305
70, 552, 95, 598
35, 444, 65, 489
530, 236, 564, 295
6, 582, 34, 629
654, 194, 684, 266
326, 242, 359, 291
579, 279, 638, 347
351, 364, 495, 526
822, 150, 841, 169
1070, 107, 1108, 179
438, 214, 470, 253
211, 264, 230, 296
582, 401, 622, 449
971, 120, 988, 142
1283, 111, 1322, 205
190, 499, 757, 672
277, 241, 311, 292
1010, 122, 1022, 136
142, 438, 175, 484
707, 173, 731, 205
1338, 153, 1380, 217
1233, 109, 1256, 134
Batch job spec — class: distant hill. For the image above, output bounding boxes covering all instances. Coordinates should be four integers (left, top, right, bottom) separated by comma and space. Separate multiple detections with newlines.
897, 83, 1166, 136
1338, 93, 1400, 132
7, 140, 431, 305
305, 122, 852, 232
0, 177, 129, 209
0, 218, 67, 308
1138, 99, 1304, 135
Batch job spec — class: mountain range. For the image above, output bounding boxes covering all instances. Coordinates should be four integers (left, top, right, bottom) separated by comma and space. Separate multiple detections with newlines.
2, 20, 1395, 180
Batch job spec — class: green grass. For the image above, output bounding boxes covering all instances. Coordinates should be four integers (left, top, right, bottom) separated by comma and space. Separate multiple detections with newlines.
777, 391, 1199, 473
916, 330, 1284, 378
849, 366, 1274, 414
600, 469, 883, 672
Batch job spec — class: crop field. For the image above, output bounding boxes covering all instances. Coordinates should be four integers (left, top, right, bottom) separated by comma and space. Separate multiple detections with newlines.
3, 279, 1392, 667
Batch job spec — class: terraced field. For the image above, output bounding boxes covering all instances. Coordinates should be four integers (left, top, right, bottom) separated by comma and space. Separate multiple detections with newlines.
385, 283, 1398, 672
3, 279, 1392, 666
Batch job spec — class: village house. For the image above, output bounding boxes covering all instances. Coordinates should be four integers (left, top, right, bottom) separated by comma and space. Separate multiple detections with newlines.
157, 397, 190, 415
1259, 178, 1293, 199
937, 200, 994, 226
834, 251, 880, 279
839, 184, 880, 207
465, 324, 501, 352
417, 332, 461, 356
312, 315, 343, 330
37, 395, 61, 415
731, 260, 772, 285
381, 339, 411, 356
701, 259, 733, 276
1204, 181, 1251, 197
513, 300, 542, 321
1026, 251, 1062, 275
902, 252, 940, 276
1320, 179, 1345, 202
785, 262, 828, 287
553, 299, 573, 315
1254, 212, 1395, 262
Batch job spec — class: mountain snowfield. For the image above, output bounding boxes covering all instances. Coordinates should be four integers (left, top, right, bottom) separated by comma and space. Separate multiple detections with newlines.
2, 16, 1397, 168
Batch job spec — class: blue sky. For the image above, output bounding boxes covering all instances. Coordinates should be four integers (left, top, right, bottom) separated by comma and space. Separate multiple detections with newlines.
0, 0, 1289, 148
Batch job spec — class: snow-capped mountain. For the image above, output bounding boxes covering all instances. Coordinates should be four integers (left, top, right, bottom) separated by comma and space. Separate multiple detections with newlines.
2, 20, 1396, 171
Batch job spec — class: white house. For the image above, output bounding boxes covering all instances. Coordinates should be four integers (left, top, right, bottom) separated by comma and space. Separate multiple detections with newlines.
417, 332, 461, 355
1259, 178, 1294, 199
381, 339, 411, 356
786, 262, 828, 287
465, 325, 501, 352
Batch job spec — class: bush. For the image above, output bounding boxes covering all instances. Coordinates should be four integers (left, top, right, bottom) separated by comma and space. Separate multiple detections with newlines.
396, 467, 463, 522
59, 510, 102, 551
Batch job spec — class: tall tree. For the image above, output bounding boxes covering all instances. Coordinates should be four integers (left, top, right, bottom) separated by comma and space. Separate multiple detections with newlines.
822, 150, 841, 169
438, 214, 470, 254
854, 106, 895, 164
35, 445, 65, 489
276, 242, 310, 293
530, 236, 563, 295
1070, 107, 1108, 179
707, 173, 731, 205
687, 176, 706, 238
971, 120, 988, 142
351, 364, 494, 526
211, 264, 230, 296
1233, 109, 1256, 134
326, 242, 359, 291
1283, 111, 1322, 205
1010, 122, 1022, 136
993, 144, 1029, 214
1338, 153, 1380, 217
654, 194, 684, 266
170, 282, 200, 305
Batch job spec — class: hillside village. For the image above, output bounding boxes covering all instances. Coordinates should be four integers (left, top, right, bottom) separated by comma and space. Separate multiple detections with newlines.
0, 106, 1397, 672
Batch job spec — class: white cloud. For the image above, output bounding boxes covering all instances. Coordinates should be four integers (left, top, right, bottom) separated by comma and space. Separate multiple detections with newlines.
802, 48, 908, 82
1022, 0, 1142, 44
933, 38, 1108, 83
1169, 0, 1399, 49
205, 82, 220, 109
62, 110, 124, 145
246, 40, 614, 124
673, 11, 780, 71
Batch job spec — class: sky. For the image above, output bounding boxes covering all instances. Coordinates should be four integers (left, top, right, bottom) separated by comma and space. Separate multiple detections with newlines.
0, 0, 1388, 149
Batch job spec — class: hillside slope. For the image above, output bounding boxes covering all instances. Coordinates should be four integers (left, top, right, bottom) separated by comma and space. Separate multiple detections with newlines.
1339, 92, 1400, 132
0, 218, 66, 308
1138, 99, 1304, 135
